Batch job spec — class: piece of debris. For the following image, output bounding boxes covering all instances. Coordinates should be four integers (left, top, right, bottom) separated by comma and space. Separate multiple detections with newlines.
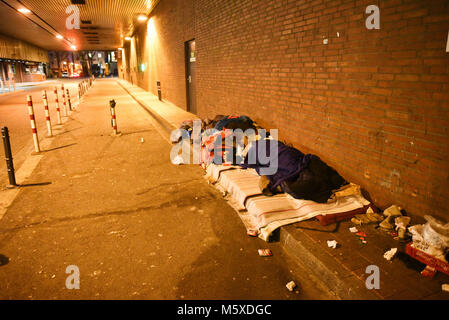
383, 205, 403, 217
366, 207, 384, 222
258, 249, 273, 257
384, 248, 398, 261
442, 284, 449, 292
354, 231, 368, 244
395, 216, 411, 239
349, 227, 358, 233
351, 214, 371, 225
380, 205, 403, 230
286, 281, 296, 292
327, 240, 338, 249
380, 216, 396, 230
421, 265, 437, 278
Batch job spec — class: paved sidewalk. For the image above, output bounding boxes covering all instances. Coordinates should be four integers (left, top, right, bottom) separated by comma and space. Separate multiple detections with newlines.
0, 79, 330, 299
116, 79, 449, 300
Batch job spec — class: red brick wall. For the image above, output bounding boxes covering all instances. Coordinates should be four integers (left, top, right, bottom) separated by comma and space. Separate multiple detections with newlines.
128, 0, 449, 220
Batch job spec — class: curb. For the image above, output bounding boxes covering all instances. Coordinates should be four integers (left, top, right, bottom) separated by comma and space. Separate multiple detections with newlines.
116, 81, 176, 136
280, 225, 382, 299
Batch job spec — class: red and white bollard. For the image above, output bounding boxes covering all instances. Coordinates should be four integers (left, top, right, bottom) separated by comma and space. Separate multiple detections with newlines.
27, 95, 40, 153
109, 99, 119, 135
66, 88, 73, 111
42, 90, 52, 137
61, 85, 68, 117
54, 87, 62, 124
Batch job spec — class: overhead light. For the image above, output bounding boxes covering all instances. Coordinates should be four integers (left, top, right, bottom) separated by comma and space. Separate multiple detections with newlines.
18, 8, 31, 14
56, 34, 63, 40
70, 45, 77, 50
137, 14, 148, 22
125, 36, 132, 41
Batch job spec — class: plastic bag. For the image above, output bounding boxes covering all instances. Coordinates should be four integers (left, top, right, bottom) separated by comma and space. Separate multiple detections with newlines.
422, 215, 449, 250
409, 224, 447, 258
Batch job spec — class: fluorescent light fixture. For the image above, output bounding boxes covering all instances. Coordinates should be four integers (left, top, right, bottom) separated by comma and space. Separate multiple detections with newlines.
56, 34, 63, 40
137, 14, 148, 22
18, 8, 31, 14
125, 36, 132, 41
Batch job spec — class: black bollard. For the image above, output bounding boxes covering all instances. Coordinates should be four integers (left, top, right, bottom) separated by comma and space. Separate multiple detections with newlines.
1, 127, 17, 187
157, 81, 162, 101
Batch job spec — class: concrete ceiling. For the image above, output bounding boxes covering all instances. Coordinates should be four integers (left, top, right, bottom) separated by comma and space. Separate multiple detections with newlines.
0, 0, 159, 51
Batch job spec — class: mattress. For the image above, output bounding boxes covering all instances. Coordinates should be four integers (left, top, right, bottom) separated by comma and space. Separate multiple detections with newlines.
205, 164, 372, 241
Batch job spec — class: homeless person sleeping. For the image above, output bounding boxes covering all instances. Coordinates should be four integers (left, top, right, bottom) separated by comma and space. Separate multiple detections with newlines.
173, 114, 348, 204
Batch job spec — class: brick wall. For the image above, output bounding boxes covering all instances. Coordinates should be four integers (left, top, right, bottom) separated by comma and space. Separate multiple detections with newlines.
126, 0, 449, 220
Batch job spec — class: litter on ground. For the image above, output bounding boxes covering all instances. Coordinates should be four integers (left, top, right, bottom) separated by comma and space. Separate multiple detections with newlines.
384, 248, 398, 261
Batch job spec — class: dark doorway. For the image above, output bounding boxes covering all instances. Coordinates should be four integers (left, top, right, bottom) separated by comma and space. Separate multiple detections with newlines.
185, 39, 197, 114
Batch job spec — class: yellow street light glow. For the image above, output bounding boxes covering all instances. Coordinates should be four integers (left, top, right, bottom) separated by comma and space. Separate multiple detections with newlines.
137, 14, 148, 22
56, 34, 63, 40
18, 8, 31, 14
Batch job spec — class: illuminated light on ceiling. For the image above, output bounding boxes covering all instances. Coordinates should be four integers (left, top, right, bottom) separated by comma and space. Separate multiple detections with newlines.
70, 45, 77, 50
137, 14, 148, 22
125, 36, 132, 41
56, 34, 64, 40
18, 8, 31, 14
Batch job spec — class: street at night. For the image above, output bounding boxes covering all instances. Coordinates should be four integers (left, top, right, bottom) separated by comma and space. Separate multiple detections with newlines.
0, 0, 448, 313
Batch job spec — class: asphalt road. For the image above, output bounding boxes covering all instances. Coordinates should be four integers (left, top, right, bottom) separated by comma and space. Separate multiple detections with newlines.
0, 79, 79, 187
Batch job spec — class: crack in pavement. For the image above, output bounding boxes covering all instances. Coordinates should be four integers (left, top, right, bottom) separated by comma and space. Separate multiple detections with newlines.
0, 193, 216, 237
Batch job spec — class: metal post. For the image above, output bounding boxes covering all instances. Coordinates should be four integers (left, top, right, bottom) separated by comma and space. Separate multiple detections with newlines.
42, 90, 53, 137
54, 87, 62, 124
157, 81, 162, 101
66, 89, 73, 111
1, 127, 17, 187
27, 95, 40, 153
109, 99, 118, 135
62, 85, 68, 116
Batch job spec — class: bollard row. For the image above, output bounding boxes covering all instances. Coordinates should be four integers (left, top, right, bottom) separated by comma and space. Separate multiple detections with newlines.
2, 79, 113, 188
78, 75, 95, 100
